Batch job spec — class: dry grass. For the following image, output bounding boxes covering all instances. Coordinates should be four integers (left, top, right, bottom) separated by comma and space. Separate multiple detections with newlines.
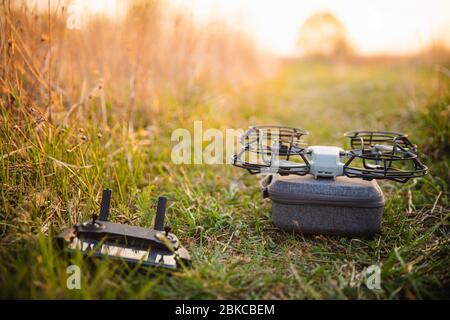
1, 1, 275, 125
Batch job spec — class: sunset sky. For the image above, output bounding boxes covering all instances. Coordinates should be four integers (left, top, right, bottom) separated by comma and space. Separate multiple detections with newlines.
176, 0, 450, 56
38, 0, 450, 56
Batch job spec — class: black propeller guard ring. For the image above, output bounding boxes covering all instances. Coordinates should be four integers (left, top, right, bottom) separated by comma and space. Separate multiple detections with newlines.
343, 130, 428, 182
234, 125, 310, 175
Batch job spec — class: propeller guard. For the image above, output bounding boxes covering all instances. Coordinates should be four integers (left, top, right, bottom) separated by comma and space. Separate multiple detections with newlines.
233, 125, 310, 176
233, 126, 428, 183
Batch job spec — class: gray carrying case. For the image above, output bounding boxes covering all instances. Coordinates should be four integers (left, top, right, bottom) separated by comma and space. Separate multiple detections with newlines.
262, 175, 385, 237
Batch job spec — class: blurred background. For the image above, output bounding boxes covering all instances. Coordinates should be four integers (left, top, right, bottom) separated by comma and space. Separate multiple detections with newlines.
3, 0, 449, 123
5, 0, 450, 116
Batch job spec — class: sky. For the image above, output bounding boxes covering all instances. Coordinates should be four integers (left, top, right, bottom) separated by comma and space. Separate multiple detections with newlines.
172, 0, 450, 56
36, 0, 450, 56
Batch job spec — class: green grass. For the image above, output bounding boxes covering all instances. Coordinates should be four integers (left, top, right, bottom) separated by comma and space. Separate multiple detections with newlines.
0, 61, 449, 299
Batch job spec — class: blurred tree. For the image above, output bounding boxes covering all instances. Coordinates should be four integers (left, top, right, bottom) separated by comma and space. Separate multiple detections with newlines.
297, 12, 353, 58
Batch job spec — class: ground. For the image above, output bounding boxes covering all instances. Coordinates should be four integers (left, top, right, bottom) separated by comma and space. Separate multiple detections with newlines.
0, 60, 449, 299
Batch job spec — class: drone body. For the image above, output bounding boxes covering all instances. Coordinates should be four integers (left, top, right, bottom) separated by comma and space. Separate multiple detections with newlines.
233, 125, 428, 236
305, 146, 345, 179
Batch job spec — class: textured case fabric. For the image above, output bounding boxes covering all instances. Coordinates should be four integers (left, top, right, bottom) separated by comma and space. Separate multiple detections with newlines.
266, 175, 385, 236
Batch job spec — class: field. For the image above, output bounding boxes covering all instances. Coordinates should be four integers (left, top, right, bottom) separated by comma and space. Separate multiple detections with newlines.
1, 3, 449, 299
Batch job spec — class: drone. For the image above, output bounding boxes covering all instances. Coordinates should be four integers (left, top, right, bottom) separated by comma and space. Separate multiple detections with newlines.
233, 125, 428, 183
55, 189, 191, 270
232, 125, 428, 236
